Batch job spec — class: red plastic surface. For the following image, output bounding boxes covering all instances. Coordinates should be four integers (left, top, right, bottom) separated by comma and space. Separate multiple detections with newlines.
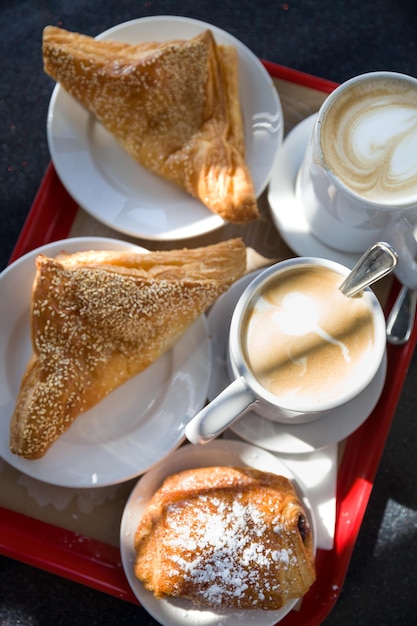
8, 163, 79, 264
1, 62, 416, 625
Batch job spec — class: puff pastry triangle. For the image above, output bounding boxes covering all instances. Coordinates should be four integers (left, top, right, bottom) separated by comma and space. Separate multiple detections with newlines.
9, 239, 246, 459
42, 25, 259, 222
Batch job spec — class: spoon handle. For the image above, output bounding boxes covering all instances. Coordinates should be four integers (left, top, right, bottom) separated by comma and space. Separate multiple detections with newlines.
339, 242, 398, 298
386, 285, 417, 345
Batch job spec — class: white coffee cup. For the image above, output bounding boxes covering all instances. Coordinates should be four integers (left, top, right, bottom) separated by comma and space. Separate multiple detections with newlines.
185, 257, 387, 445
296, 71, 417, 288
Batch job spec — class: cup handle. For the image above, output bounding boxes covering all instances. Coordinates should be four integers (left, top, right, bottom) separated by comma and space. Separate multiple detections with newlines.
185, 376, 257, 445
382, 219, 417, 289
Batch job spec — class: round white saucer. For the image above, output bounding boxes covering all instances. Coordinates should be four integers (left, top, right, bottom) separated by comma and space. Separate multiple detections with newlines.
268, 114, 359, 269
48, 16, 283, 241
207, 271, 387, 454
0, 237, 211, 487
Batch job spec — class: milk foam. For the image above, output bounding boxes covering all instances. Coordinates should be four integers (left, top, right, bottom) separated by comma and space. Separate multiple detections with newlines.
270, 292, 350, 361
321, 78, 417, 203
244, 267, 375, 407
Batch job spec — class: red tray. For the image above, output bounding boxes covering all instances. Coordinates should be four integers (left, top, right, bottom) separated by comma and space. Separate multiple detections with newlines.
1, 62, 416, 625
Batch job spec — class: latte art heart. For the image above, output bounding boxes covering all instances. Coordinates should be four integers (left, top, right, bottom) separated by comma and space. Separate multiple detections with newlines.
321, 79, 417, 203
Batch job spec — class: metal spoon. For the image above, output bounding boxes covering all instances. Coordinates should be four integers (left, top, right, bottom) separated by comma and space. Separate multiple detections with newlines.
386, 285, 417, 345
339, 242, 398, 297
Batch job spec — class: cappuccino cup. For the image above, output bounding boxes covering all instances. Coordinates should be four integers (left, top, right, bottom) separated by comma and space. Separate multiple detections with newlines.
296, 71, 417, 288
185, 257, 387, 445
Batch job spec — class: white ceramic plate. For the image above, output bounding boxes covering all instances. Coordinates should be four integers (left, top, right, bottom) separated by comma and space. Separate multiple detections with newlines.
268, 114, 359, 268
207, 271, 387, 453
0, 237, 211, 488
120, 439, 316, 626
47, 16, 283, 241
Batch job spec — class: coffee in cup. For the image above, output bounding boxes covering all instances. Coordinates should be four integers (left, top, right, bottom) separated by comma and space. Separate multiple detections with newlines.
185, 257, 386, 445
320, 76, 417, 204
296, 71, 417, 288
242, 265, 375, 410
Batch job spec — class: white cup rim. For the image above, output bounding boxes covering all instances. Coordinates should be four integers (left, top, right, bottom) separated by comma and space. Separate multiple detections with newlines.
229, 257, 387, 415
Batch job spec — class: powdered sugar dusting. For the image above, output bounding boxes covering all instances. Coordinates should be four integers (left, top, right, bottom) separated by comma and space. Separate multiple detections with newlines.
134, 466, 316, 611
163, 492, 298, 607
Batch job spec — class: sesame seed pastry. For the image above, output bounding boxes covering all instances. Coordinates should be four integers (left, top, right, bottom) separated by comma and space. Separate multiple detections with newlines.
9, 238, 246, 460
42, 25, 259, 223
134, 466, 316, 610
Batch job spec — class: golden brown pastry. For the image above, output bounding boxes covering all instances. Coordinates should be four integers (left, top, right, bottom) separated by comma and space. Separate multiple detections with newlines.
42, 25, 258, 223
9, 239, 246, 460
134, 466, 316, 610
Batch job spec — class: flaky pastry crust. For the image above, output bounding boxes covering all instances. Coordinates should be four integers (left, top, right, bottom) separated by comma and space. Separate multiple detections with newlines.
42, 25, 259, 223
134, 466, 316, 610
9, 239, 246, 459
